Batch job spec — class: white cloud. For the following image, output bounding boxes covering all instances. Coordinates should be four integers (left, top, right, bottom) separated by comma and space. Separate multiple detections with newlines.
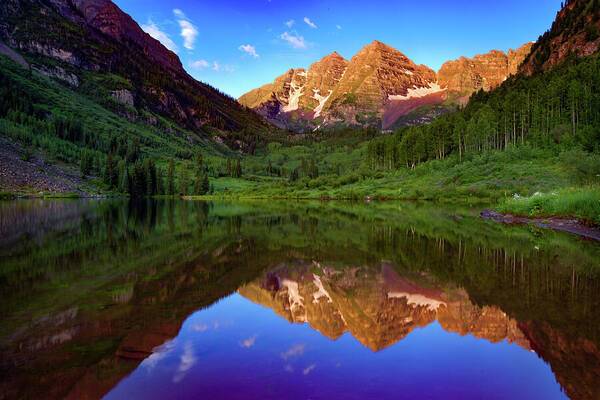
173, 8, 185, 19
303, 364, 316, 375
280, 32, 307, 49
189, 59, 210, 69
173, 342, 196, 383
281, 343, 305, 360
141, 21, 178, 53
141, 339, 177, 371
240, 335, 257, 348
336, 25, 342, 30
173, 9, 198, 50
212, 61, 235, 73
179, 20, 198, 50
238, 44, 259, 58
285, 19, 295, 28
304, 17, 318, 29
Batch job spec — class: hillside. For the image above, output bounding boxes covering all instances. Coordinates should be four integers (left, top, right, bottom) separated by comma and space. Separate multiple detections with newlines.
520, 0, 600, 74
0, 0, 273, 145
0, 0, 283, 196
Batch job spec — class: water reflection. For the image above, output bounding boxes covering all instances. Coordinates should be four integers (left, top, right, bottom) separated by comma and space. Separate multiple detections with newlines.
0, 199, 599, 399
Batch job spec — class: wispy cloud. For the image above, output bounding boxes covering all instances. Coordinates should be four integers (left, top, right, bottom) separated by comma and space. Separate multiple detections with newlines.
304, 17, 318, 29
285, 19, 295, 28
173, 8, 186, 19
189, 59, 210, 69
173, 342, 196, 383
212, 61, 235, 73
141, 339, 177, 371
336, 24, 342, 30
141, 21, 178, 53
240, 335, 257, 348
280, 32, 307, 49
281, 343, 305, 360
303, 364, 316, 375
173, 9, 198, 50
238, 44, 259, 58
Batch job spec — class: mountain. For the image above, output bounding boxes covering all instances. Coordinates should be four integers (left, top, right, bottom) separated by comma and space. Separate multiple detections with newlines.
520, 0, 600, 74
239, 40, 532, 131
325, 41, 441, 130
0, 0, 272, 146
239, 52, 349, 130
438, 43, 533, 105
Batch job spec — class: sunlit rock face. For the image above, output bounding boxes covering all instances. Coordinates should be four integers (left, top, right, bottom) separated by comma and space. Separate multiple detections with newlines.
239, 41, 443, 131
437, 43, 533, 105
519, 0, 600, 75
239, 53, 349, 130
238, 261, 529, 352
239, 40, 537, 131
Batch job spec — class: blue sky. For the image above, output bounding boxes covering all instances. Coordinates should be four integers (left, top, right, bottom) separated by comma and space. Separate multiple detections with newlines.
114, 0, 563, 98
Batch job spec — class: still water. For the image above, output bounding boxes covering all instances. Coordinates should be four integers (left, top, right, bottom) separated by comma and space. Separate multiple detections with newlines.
0, 199, 599, 400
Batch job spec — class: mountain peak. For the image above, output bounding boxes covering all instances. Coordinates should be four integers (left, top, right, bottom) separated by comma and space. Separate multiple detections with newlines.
438, 43, 533, 104
326, 51, 345, 60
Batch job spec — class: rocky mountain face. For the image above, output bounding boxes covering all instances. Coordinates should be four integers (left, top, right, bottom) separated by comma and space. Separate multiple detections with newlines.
520, 0, 600, 75
240, 40, 531, 131
238, 262, 530, 351
326, 41, 442, 130
438, 43, 533, 104
239, 52, 349, 129
0, 0, 271, 147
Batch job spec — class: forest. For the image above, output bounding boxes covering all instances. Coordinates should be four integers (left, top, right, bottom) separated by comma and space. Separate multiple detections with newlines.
1, 50, 599, 204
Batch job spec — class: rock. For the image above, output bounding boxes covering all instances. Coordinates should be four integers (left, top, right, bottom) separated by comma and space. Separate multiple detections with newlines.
239, 41, 444, 130
34, 65, 80, 86
111, 89, 134, 107
519, 0, 600, 75
438, 43, 533, 104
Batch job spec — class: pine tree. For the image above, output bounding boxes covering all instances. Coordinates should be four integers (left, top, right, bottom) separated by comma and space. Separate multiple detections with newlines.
104, 153, 118, 188
167, 159, 175, 195
179, 166, 189, 196
289, 168, 299, 182
79, 150, 92, 177
156, 167, 165, 195
118, 162, 129, 193
235, 159, 242, 178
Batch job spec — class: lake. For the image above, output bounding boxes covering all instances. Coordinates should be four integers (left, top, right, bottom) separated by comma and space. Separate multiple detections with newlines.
0, 199, 599, 400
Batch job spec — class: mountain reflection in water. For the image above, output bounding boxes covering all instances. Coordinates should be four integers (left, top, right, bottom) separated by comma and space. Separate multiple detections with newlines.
238, 262, 530, 352
0, 199, 599, 400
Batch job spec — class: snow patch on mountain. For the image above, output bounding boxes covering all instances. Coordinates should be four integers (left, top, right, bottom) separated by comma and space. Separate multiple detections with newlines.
313, 89, 333, 118
387, 291, 446, 311
312, 274, 333, 303
282, 80, 305, 112
335, 66, 348, 82
388, 82, 445, 101
282, 279, 305, 312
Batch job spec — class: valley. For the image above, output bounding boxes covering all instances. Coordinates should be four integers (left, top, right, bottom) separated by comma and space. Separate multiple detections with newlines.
0, 0, 598, 229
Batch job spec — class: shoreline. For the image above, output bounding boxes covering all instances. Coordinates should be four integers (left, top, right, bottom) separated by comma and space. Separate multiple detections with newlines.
481, 210, 600, 241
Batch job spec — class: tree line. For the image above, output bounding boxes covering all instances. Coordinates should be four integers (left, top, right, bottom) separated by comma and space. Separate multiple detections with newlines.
367, 55, 600, 170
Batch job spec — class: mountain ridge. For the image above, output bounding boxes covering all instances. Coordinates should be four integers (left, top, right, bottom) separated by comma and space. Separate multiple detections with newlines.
0, 0, 272, 149
239, 41, 532, 131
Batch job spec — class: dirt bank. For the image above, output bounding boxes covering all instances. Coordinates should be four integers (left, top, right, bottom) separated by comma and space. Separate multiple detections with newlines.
481, 210, 600, 241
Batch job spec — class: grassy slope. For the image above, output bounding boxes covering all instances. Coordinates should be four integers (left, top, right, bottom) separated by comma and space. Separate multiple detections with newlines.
497, 187, 600, 224
0, 55, 232, 160
209, 147, 573, 200
205, 145, 600, 224
0, 55, 241, 194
